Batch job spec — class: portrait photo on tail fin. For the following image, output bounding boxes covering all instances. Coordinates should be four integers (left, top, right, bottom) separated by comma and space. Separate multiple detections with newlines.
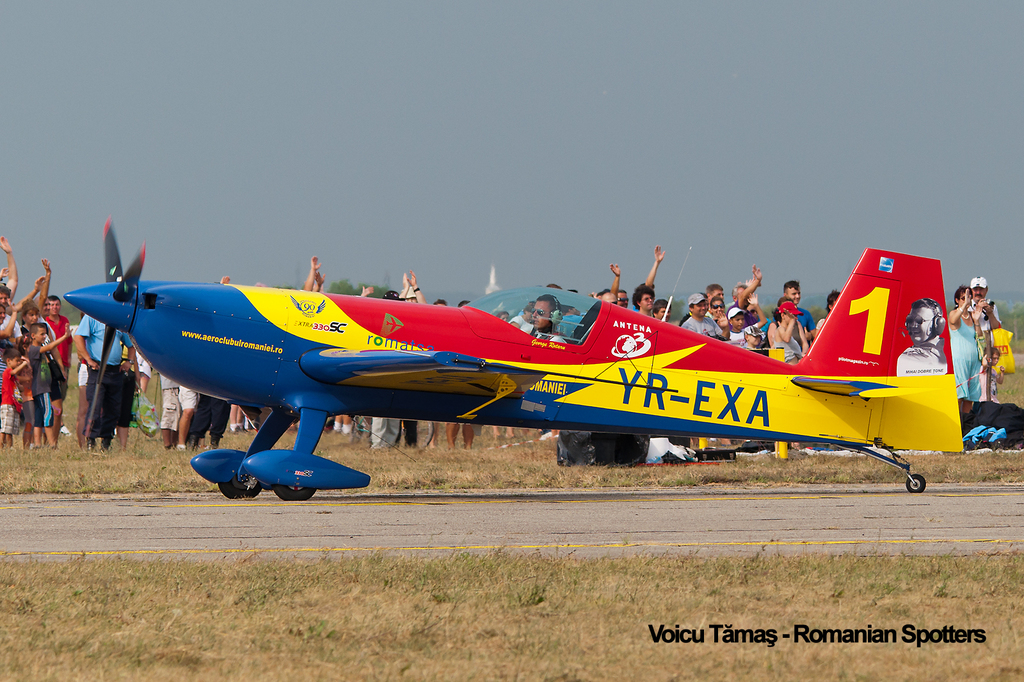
896, 298, 947, 377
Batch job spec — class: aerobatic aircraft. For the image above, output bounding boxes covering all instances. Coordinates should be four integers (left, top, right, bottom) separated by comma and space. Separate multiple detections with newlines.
66, 221, 962, 501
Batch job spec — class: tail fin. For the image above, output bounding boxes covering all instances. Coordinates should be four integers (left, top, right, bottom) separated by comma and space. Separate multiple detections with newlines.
800, 249, 961, 451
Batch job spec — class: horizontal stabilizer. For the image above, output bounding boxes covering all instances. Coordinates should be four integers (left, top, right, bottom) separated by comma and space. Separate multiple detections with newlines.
791, 376, 902, 398
242, 449, 370, 490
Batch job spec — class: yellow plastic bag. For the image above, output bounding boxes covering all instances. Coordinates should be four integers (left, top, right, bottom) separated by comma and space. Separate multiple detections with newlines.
992, 328, 1015, 374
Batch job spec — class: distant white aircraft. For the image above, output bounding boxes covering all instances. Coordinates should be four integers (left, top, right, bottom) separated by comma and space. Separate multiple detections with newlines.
485, 263, 501, 294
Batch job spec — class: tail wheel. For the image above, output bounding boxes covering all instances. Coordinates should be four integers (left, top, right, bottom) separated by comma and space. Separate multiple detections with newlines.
272, 484, 317, 501
905, 474, 926, 494
218, 476, 262, 499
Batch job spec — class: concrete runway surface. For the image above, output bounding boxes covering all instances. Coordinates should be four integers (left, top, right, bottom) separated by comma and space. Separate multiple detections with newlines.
2, 484, 1024, 560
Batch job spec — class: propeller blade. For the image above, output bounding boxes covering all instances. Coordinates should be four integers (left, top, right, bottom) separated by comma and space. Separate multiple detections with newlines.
83, 325, 118, 440
123, 242, 145, 282
113, 242, 146, 303
103, 217, 123, 283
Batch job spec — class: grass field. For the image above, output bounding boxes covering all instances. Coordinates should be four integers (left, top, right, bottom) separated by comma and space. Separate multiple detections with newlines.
0, 554, 1020, 681
2, 367, 1023, 680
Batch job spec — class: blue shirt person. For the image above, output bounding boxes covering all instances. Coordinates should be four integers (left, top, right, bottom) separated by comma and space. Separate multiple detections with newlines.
73, 315, 136, 447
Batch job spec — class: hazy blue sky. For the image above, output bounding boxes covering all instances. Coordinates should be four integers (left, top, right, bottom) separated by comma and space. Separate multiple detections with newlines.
2, 2, 1022, 303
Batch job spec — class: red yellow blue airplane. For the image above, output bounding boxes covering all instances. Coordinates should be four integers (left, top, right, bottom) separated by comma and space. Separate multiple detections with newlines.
66, 222, 962, 501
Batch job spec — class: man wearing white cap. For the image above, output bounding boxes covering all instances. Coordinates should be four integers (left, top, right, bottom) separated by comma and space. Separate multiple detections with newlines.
969, 276, 1001, 332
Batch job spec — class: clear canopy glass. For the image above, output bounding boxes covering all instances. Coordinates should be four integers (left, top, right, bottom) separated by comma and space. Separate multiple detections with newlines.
466, 287, 603, 345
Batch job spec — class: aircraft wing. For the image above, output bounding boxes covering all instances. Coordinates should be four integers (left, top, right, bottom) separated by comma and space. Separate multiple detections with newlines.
298, 348, 545, 396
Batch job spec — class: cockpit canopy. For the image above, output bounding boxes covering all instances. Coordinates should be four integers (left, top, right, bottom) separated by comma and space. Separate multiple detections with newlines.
467, 287, 603, 345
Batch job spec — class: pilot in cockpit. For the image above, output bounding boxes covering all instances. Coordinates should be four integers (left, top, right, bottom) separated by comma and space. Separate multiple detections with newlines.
529, 294, 566, 342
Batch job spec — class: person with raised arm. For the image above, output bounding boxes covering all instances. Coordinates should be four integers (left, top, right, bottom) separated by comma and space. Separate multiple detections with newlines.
645, 245, 666, 288
26, 322, 71, 448
731, 264, 763, 328
949, 284, 984, 412
0, 236, 18, 303
608, 264, 625, 306
772, 300, 808, 365
35, 259, 72, 442
302, 256, 324, 293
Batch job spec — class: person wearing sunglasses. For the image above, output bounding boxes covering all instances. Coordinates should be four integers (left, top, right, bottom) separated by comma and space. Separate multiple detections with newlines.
530, 294, 566, 343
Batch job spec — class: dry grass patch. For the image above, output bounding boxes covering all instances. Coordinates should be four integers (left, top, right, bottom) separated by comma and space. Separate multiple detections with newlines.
2, 368, 1021, 494
0, 554, 1021, 680
4, 430, 1024, 494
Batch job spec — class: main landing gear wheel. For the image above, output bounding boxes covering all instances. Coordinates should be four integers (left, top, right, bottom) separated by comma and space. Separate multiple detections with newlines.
272, 484, 317, 501
218, 476, 262, 499
906, 474, 926, 494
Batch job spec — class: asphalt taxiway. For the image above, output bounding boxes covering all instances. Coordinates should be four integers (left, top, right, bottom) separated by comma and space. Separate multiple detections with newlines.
2, 484, 1023, 560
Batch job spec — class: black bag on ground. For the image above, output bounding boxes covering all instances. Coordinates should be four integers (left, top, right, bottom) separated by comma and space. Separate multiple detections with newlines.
556, 431, 649, 466
972, 402, 1024, 433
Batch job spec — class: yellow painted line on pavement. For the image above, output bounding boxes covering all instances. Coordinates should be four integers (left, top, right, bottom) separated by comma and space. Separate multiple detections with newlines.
1, 489, 1023, 512
0, 537, 1021, 558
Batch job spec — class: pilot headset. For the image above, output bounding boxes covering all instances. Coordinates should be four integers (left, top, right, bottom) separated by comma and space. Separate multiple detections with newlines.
537, 295, 563, 324
906, 298, 944, 339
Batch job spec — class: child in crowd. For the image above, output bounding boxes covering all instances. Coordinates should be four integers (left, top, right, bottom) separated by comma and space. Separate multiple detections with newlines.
26, 322, 70, 448
1, 348, 27, 447
980, 347, 1005, 403
742, 325, 766, 350
14, 335, 34, 448
725, 307, 748, 347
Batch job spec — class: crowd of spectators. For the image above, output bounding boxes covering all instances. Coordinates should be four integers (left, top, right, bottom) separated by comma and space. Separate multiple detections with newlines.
0, 235, 1009, 452
0, 238, 75, 449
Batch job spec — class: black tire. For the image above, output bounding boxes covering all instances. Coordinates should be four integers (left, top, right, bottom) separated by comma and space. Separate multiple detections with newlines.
217, 476, 262, 499
906, 474, 926, 494
272, 484, 317, 501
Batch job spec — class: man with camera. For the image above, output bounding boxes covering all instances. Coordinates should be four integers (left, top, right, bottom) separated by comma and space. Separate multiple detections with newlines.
969, 276, 1001, 332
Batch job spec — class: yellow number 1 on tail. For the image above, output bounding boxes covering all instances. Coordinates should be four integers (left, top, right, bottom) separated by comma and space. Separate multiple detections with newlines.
848, 287, 890, 355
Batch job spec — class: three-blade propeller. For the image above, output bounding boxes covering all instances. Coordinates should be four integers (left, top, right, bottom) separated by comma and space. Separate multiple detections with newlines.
84, 218, 145, 440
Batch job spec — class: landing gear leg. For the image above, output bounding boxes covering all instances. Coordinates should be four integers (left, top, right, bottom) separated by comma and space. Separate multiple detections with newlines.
263, 407, 327, 501
850, 444, 926, 494
245, 408, 296, 456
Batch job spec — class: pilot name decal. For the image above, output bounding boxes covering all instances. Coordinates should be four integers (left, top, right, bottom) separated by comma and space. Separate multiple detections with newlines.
291, 296, 327, 319
530, 338, 566, 350
611, 332, 652, 359
366, 334, 434, 352
613, 320, 652, 334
